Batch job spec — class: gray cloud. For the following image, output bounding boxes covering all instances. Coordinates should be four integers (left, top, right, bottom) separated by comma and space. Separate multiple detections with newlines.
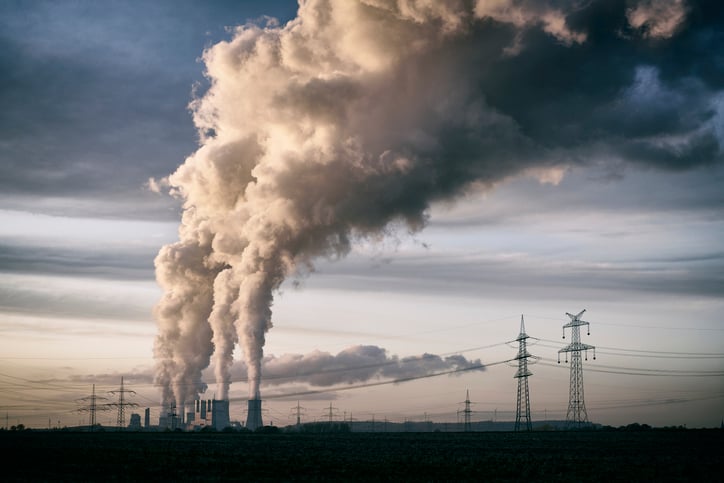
0, 243, 154, 281
303, 248, 724, 301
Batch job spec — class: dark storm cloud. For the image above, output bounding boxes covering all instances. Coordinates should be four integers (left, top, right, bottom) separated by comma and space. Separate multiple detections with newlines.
0, 0, 297, 220
0, 10, 195, 206
472, 0, 724, 173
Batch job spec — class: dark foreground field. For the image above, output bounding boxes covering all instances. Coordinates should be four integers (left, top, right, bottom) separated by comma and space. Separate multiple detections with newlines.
1, 429, 720, 481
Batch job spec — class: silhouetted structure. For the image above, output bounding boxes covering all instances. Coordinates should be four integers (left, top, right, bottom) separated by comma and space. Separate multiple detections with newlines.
190, 399, 230, 430
77, 384, 109, 431
108, 377, 138, 430
291, 401, 305, 427
246, 399, 263, 430
558, 309, 596, 427
459, 390, 472, 432
128, 413, 141, 430
514, 315, 534, 431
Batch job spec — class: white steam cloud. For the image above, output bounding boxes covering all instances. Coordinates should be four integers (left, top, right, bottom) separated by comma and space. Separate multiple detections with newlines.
152, 0, 714, 410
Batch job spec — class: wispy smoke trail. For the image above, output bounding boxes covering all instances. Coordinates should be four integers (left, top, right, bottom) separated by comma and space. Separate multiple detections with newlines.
153, 0, 721, 409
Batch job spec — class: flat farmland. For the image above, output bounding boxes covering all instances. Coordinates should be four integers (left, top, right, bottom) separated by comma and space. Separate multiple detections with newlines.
1, 430, 720, 481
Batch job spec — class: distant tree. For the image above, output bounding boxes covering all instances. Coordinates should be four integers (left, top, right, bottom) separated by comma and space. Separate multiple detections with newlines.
256, 425, 281, 434
621, 423, 651, 431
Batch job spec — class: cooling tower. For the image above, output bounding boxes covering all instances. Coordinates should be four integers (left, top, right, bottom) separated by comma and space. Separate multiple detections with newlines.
246, 399, 263, 431
211, 399, 230, 431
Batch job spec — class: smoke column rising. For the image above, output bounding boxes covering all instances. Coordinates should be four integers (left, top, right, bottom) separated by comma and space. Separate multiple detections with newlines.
153, 0, 721, 409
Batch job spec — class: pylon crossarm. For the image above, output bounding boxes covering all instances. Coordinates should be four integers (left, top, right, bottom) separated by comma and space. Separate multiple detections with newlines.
563, 320, 589, 329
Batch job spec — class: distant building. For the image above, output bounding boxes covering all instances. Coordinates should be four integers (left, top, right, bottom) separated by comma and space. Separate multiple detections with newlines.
159, 406, 183, 430
190, 399, 230, 431
128, 413, 142, 431
144, 408, 150, 428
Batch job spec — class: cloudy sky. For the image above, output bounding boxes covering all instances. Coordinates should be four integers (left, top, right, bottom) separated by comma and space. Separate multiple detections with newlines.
1, 0, 722, 429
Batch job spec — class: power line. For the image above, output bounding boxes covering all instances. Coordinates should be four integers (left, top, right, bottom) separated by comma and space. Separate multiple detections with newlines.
534, 337, 724, 356
539, 360, 724, 377
526, 314, 724, 332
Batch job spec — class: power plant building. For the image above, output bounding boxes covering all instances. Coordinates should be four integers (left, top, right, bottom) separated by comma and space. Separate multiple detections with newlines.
191, 399, 230, 431
128, 413, 142, 431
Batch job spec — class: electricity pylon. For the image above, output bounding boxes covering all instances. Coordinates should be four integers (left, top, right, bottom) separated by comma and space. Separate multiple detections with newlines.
324, 403, 339, 423
77, 384, 109, 431
514, 315, 535, 431
558, 309, 596, 428
291, 401, 306, 427
108, 377, 138, 430
458, 389, 472, 432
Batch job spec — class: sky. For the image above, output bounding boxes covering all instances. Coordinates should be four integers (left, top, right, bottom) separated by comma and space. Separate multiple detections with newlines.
0, 0, 722, 430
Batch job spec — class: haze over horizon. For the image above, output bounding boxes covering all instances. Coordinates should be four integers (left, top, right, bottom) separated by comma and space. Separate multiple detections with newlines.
1, 0, 722, 430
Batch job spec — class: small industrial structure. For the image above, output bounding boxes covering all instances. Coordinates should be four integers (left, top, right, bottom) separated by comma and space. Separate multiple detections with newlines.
128, 413, 142, 430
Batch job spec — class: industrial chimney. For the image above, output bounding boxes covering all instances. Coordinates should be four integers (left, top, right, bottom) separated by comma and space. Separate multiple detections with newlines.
246, 399, 263, 431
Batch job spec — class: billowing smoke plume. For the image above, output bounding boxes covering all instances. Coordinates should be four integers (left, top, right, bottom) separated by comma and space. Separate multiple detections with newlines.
224, 345, 483, 388
153, 0, 723, 408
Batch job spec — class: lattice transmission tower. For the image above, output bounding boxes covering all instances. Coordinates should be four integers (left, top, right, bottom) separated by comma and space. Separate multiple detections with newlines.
108, 377, 138, 430
458, 389, 472, 432
291, 401, 306, 427
324, 402, 339, 423
513, 315, 536, 432
76, 384, 109, 431
558, 309, 596, 427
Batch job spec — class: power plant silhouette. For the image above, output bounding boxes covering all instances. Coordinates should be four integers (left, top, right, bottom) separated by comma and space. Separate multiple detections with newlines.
76, 311, 597, 432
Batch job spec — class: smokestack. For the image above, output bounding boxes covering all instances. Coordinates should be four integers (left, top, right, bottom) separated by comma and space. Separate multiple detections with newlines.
246, 399, 263, 431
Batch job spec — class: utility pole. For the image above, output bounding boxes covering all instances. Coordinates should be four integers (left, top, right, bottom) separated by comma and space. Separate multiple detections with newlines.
558, 309, 596, 428
108, 377, 138, 430
514, 315, 535, 431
